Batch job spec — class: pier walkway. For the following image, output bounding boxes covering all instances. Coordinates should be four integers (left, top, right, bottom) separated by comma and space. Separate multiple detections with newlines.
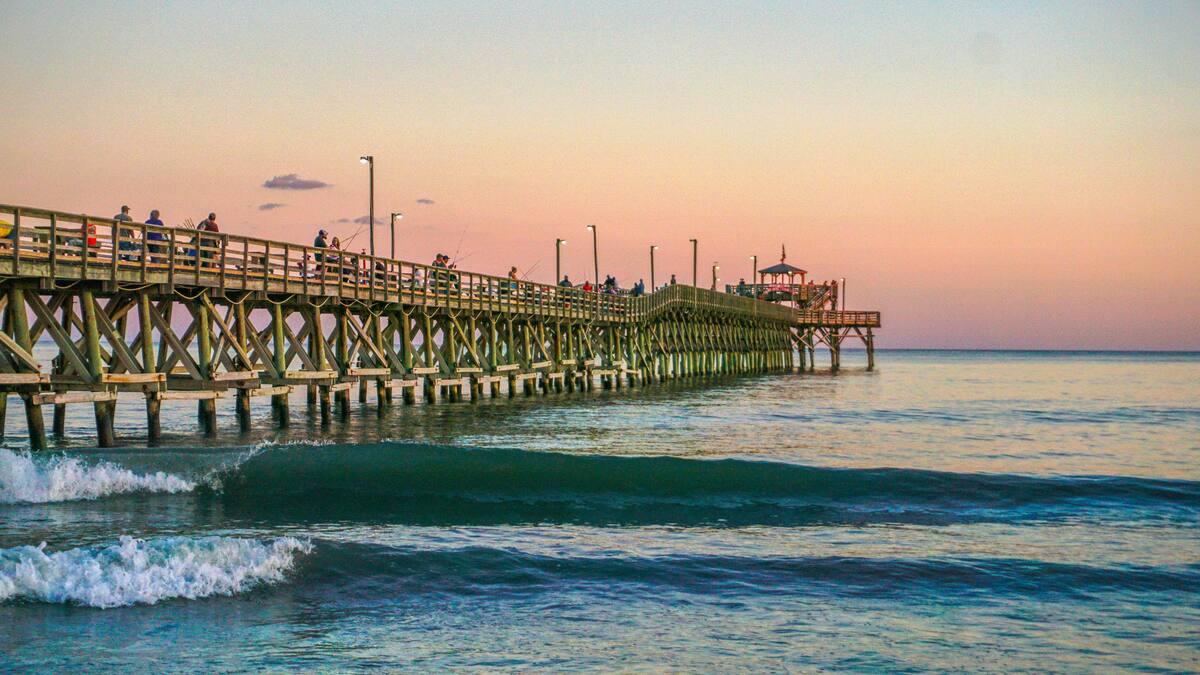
0, 204, 880, 449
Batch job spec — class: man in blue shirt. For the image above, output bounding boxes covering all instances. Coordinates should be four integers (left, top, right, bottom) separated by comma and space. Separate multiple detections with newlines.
145, 209, 167, 263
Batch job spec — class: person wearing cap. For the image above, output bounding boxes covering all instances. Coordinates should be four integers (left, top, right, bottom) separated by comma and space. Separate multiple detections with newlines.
114, 205, 135, 259
313, 229, 328, 273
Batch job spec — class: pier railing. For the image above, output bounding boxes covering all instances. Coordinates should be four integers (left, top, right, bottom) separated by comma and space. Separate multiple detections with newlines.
0, 204, 878, 328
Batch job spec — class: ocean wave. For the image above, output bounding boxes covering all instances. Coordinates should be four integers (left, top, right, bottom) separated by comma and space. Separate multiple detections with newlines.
0, 448, 195, 505
298, 541, 1200, 600
0, 535, 312, 608
212, 442, 1199, 526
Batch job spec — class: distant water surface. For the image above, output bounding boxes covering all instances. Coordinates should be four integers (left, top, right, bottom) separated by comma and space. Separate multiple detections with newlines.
1, 350, 1197, 671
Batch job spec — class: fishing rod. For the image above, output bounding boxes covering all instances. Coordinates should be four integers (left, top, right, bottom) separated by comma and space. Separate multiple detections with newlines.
520, 258, 543, 281
450, 224, 470, 265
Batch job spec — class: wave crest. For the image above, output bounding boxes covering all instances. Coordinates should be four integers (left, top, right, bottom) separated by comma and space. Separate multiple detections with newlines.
0, 448, 195, 504
0, 535, 312, 608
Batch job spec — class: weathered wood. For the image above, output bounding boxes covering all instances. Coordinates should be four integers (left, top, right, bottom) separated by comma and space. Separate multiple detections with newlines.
0, 203, 880, 446
80, 290, 116, 447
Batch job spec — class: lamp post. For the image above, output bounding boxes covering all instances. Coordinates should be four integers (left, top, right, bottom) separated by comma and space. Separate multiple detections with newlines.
711, 263, 719, 291
840, 277, 846, 309
649, 245, 659, 290
750, 255, 757, 290
555, 238, 566, 284
689, 238, 698, 287
359, 155, 374, 256
390, 212, 403, 259
586, 224, 598, 285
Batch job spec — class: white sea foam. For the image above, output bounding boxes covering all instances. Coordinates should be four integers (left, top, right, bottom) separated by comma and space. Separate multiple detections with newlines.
0, 448, 196, 504
0, 535, 313, 608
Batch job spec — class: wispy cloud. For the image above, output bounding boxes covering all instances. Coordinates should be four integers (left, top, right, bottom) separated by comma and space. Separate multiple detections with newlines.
352, 215, 385, 225
258, 202, 286, 210
416, 198, 436, 205
263, 173, 331, 190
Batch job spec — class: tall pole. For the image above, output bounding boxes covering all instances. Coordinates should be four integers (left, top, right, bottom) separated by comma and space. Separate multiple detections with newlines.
841, 277, 846, 309
711, 263, 719, 291
750, 255, 757, 288
587, 224, 598, 285
390, 212, 403, 260
556, 238, 566, 283
690, 238, 698, 287
360, 155, 374, 256
650, 245, 659, 290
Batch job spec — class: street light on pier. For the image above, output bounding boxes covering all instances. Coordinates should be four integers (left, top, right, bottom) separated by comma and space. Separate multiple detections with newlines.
649, 245, 659, 290
586, 224, 599, 286
556, 238, 567, 284
750, 255, 758, 289
390, 212, 403, 259
711, 263, 720, 291
359, 155, 375, 256
690, 238, 698, 287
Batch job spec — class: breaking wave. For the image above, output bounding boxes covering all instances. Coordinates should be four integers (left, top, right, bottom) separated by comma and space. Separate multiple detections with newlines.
0, 448, 195, 505
211, 442, 1200, 526
0, 535, 312, 608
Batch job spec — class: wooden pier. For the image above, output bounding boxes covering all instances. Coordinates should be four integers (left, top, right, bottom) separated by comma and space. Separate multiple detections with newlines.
0, 204, 881, 449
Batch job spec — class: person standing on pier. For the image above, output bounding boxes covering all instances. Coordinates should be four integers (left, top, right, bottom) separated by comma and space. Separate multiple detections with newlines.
114, 205, 135, 259
196, 212, 219, 268
559, 275, 572, 287
145, 209, 166, 263
314, 229, 328, 275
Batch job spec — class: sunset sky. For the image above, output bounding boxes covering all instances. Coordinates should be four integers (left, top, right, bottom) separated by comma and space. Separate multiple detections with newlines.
2, 1, 1197, 349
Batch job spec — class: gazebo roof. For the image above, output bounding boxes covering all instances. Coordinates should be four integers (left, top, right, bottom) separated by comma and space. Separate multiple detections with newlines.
758, 261, 807, 276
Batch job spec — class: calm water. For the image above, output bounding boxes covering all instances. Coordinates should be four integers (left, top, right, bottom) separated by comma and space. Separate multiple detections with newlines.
1, 350, 1198, 671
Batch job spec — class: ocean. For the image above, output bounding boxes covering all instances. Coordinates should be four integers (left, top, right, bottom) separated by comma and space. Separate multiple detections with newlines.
1, 350, 1197, 671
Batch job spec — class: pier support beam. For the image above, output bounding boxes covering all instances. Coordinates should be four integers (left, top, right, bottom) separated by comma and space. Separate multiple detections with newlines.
194, 299, 216, 434
7, 287, 46, 451
81, 289, 116, 447
139, 293, 162, 442
271, 304, 289, 425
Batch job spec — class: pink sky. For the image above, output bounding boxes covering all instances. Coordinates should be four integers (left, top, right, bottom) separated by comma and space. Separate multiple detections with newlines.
2, 2, 1197, 349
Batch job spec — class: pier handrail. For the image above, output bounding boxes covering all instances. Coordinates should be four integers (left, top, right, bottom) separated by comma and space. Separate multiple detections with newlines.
0, 203, 878, 328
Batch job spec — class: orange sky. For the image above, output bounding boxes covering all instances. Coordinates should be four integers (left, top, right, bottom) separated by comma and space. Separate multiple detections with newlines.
2, 1, 1197, 348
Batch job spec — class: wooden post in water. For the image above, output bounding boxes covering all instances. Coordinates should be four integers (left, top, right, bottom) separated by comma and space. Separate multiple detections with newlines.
234, 303, 252, 431
53, 295, 72, 436
311, 306, 332, 424
271, 304, 289, 424
194, 298, 216, 434
7, 287, 46, 450
139, 293, 161, 442
80, 289, 116, 446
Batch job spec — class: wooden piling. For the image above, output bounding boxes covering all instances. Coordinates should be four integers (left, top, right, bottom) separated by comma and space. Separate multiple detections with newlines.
79, 290, 116, 446
194, 298, 216, 434
139, 293, 162, 442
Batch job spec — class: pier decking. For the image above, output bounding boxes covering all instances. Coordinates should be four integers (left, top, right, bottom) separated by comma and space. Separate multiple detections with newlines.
0, 204, 880, 449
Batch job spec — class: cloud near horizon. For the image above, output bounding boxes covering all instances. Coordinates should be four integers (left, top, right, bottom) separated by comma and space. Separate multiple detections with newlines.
262, 173, 331, 190
352, 215, 385, 225
258, 202, 286, 210
416, 198, 435, 205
